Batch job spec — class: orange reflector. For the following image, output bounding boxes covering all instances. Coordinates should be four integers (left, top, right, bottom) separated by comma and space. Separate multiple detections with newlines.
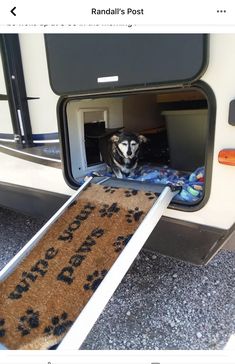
218, 149, 235, 166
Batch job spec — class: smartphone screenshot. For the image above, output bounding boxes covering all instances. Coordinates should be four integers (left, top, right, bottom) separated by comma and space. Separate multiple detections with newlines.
0, 1, 235, 363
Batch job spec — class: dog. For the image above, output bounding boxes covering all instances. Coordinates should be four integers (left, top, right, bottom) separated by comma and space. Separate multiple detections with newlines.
106, 131, 147, 179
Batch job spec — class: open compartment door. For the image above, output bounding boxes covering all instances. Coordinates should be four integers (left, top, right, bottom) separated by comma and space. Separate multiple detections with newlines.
45, 34, 208, 95
0, 179, 179, 350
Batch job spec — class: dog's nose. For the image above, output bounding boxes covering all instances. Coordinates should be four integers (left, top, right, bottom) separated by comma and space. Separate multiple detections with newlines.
127, 150, 132, 156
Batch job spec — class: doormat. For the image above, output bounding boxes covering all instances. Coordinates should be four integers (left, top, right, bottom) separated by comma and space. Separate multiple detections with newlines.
0, 183, 157, 350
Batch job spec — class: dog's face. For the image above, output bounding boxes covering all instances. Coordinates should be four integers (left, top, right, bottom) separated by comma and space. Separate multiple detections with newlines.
111, 132, 147, 159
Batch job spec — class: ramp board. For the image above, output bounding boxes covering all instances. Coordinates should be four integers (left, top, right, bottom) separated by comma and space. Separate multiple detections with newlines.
0, 179, 178, 350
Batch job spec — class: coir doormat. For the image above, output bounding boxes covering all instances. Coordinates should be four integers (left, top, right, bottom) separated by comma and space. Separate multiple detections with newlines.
0, 183, 157, 349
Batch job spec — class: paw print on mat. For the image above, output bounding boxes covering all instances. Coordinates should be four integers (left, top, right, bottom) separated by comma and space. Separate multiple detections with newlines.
44, 312, 73, 337
80, 203, 96, 217
84, 203, 96, 210
145, 192, 157, 200
0, 318, 6, 337
17, 308, 39, 336
99, 203, 120, 218
68, 200, 77, 209
83, 270, 108, 292
124, 189, 138, 197
125, 207, 144, 223
103, 186, 119, 194
113, 234, 133, 252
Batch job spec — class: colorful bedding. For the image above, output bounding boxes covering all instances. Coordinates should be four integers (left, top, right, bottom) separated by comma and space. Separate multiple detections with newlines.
83, 165, 205, 203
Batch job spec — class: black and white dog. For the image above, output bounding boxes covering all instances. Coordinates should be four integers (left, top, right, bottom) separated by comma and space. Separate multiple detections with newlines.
107, 131, 147, 179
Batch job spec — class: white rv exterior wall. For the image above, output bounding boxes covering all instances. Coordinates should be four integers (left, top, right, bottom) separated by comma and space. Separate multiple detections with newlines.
0, 50, 13, 135
18, 34, 59, 135
164, 34, 235, 229
0, 52, 6, 94
1, 34, 235, 231
0, 103, 13, 135
0, 151, 73, 195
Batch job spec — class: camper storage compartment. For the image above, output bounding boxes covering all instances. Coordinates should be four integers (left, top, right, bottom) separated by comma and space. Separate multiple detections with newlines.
45, 34, 214, 210
58, 87, 212, 210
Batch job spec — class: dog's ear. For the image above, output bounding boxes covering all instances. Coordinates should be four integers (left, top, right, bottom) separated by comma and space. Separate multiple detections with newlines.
110, 134, 119, 143
138, 135, 147, 143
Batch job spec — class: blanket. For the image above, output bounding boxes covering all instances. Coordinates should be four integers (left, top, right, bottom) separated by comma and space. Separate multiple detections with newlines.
83, 165, 205, 203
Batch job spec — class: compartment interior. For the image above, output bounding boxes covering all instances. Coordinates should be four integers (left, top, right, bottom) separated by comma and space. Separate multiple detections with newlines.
65, 88, 209, 206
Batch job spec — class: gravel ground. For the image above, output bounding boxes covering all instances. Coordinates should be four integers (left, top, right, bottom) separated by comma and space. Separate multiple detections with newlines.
0, 206, 235, 350
0, 207, 46, 270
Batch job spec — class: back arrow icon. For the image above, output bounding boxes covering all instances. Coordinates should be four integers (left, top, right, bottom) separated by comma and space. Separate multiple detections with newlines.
10, 7, 16, 16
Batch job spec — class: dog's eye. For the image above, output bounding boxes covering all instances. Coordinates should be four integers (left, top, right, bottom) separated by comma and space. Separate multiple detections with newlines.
121, 142, 128, 146
131, 141, 137, 146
